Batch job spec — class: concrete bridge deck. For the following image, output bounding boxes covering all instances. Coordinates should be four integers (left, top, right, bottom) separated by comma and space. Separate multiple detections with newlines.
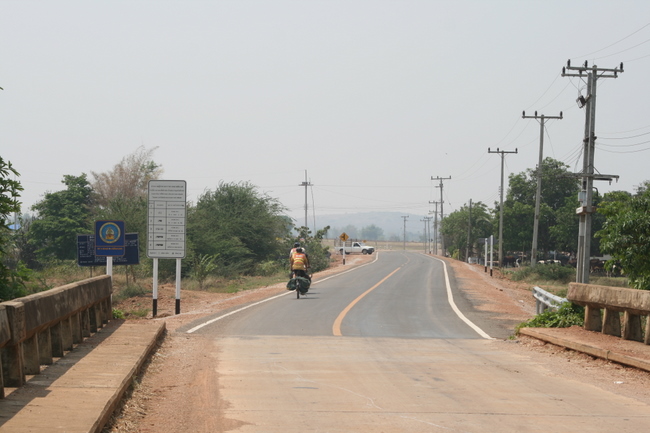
0, 320, 164, 433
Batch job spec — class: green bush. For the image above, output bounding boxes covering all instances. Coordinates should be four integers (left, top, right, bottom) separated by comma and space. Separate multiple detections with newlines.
114, 283, 148, 302
516, 302, 584, 333
191, 254, 219, 290
256, 260, 283, 276
509, 264, 573, 284
534, 264, 574, 283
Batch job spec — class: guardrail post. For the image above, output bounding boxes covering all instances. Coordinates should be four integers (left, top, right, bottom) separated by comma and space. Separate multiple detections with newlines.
93, 304, 103, 330
602, 308, 621, 337
535, 299, 544, 315
645, 316, 650, 345
81, 309, 91, 337
50, 322, 64, 358
89, 306, 98, 333
22, 334, 41, 375
622, 311, 643, 342
71, 312, 82, 344
38, 329, 53, 365
1, 301, 26, 387
61, 316, 73, 351
104, 297, 112, 323
584, 305, 602, 332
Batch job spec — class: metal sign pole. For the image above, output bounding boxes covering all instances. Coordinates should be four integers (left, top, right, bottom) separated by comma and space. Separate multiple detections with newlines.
153, 258, 159, 317
175, 258, 181, 314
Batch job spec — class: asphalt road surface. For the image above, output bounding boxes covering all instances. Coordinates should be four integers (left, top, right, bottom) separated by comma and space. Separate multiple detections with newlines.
180, 251, 650, 432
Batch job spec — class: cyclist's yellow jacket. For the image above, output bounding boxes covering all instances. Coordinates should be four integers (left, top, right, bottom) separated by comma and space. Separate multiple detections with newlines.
291, 252, 309, 270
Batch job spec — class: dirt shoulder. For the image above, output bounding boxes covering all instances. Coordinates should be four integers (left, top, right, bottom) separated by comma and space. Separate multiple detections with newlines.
104, 253, 650, 432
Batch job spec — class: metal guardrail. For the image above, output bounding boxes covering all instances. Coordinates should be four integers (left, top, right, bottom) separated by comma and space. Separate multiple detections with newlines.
533, 286, 568, 314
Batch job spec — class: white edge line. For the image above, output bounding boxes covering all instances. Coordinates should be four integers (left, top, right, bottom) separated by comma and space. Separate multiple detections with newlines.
186, 252, 380, 334
428, 255, 493, 340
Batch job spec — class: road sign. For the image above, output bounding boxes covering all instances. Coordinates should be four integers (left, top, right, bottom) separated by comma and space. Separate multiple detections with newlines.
147, 180, 187, 258
95, 220, 125, 256
340, 232, 349, 242
78, 233, 140, 266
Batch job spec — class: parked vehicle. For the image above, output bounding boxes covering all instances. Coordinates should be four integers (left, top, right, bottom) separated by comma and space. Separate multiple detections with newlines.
336, 241, 375, 255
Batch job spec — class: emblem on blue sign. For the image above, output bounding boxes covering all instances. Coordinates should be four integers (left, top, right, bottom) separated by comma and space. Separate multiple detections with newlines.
95, 220, 126, 256
99, 222, 121, 244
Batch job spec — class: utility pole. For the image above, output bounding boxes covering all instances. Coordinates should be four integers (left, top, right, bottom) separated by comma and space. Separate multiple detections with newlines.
429, 201, 440, 255
465, 199, 472, 262
488, 148, 518, 267
562, 60, 622, 283
299, 170, 312, 231
421, 216, 433, 254
420, 217, 427, 253
401, 215, 409, 250
431, 176, 451, 256
425, 216, 433, 253
522, 110, 563, 267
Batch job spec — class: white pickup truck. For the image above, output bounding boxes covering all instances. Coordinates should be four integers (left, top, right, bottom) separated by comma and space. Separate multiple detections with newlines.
336, 241, 375, 255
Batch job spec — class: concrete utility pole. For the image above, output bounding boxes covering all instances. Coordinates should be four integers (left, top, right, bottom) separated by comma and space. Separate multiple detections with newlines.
522, 110, 563, 267
488, 148, 518, 267
431, 176, 451, 256
425, 216, 433, 253
299, 170, 312, 230
429, 201, 440, 255
401, 215, 409, 250
562, 60, 622, 283
421, 216, 433, 253
465, 199, 472, 262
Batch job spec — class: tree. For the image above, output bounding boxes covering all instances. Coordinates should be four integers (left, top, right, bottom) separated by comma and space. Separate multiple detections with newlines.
361, 224, 384, 241
29, 174, 94, 261
441, 201, 493, 261
0, 157, 27, 300
187, 181, 289, 276
91, 146, 162, 207
91, 147, 162, 260
502, 158, 580, 259
596, 183, 650, 290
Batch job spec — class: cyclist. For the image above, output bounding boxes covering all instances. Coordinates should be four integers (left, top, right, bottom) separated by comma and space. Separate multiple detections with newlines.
290, 247, 311, 281
289, 242, 301, 260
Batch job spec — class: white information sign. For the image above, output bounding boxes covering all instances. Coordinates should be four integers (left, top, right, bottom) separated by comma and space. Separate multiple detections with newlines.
147, 180, 187, 258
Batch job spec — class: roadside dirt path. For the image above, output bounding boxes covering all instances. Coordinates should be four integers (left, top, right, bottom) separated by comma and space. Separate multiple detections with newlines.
104, 253, 650, 432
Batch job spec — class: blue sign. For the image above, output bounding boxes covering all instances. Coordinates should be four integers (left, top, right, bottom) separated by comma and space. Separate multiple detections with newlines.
95, 220, 126, 256
78, 233, 139, 266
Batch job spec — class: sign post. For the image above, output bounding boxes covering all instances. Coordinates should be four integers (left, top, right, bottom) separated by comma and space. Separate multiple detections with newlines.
147, 180, 186, 316
339, 232, 349, 265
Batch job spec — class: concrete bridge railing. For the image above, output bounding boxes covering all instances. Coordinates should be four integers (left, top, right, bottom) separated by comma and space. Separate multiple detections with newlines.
568, 282, 650, 345
0, 275, 112, 398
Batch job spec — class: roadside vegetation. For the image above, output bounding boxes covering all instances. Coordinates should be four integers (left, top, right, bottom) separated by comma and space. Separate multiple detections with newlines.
2, 150, 649, 320
516, 302, 585, 333
0, 149, 332, 317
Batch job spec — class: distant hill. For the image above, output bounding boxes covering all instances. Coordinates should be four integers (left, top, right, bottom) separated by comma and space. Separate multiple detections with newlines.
311, 211, 429, 241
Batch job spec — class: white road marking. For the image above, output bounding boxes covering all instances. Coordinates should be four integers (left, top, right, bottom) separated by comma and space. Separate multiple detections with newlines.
427, 254, 493, 340
185, 253, 379, 334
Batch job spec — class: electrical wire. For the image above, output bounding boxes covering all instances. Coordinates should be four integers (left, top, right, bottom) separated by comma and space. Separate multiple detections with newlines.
570, 22, 650, 59
598, 131, 650, 140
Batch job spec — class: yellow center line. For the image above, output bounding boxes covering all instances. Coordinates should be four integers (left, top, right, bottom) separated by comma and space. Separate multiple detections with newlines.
332, 267, 402, 336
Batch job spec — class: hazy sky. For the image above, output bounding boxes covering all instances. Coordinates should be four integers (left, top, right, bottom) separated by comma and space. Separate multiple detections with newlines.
2, 1, 650, 230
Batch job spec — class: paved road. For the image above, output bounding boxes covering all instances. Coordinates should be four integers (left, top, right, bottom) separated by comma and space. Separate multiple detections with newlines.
180, 251, 650, 432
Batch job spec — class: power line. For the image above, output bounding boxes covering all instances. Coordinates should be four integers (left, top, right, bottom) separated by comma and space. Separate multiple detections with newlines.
571, 22, 650, 59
